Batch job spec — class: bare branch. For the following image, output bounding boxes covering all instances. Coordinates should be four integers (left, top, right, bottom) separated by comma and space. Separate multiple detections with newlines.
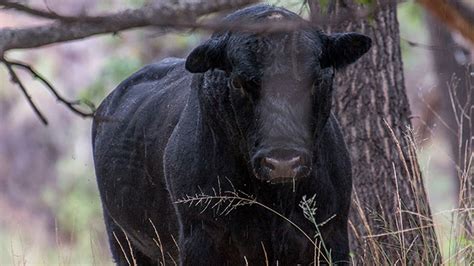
1, 57, 48, 125
7, 59, 95, 118
0, 0, 259, 55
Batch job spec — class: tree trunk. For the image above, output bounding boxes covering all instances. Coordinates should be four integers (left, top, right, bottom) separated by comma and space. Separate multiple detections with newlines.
312, 0, 442, 264
426, 7, 473, 253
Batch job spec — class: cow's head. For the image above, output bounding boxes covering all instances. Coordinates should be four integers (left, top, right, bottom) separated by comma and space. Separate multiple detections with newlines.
185, 5, 371, 184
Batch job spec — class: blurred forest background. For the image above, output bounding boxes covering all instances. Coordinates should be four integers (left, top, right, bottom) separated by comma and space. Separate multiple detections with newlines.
0, 0, 472, 264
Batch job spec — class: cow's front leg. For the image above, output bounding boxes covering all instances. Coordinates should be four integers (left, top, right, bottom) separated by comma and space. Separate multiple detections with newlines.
321, 223, 350, 265
179, 219, 237, 266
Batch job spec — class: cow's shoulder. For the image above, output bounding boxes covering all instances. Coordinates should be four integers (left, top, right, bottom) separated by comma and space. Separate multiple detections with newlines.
99, 58, 185, 110
120, 57, 185, 89
92, 58, 190, 147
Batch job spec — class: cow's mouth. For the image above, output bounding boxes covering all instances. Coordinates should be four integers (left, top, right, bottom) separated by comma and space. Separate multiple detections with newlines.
268, 176, 299, 184
253, 165, 311, 184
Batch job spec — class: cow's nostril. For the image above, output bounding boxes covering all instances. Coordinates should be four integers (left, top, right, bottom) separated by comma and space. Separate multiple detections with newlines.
288, 156, 302, 169
262, 156, 302, 178
262, 157, 277, 170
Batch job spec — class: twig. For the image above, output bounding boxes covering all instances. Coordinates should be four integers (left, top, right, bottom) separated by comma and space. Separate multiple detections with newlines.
1, 57, 48, 125
7, 59, 95, 118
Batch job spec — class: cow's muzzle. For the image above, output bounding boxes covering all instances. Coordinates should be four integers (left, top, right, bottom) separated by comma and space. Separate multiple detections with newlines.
252, 149, 312, 184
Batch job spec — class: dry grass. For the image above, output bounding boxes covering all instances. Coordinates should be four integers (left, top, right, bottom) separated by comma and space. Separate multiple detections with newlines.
346, 67, 472, 265
176, 189, 334, 265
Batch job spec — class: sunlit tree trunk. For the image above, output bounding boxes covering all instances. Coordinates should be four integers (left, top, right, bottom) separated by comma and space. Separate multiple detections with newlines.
310, 0, 442, 264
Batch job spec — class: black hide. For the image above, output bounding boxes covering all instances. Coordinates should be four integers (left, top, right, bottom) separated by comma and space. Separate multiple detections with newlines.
92, 4, 371, 265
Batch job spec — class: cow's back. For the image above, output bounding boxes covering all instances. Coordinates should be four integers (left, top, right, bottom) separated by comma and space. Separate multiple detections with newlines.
92, 58, 190, 259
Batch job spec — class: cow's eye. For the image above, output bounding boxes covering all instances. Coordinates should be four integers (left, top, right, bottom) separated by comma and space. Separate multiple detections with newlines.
229, 76, 245, 94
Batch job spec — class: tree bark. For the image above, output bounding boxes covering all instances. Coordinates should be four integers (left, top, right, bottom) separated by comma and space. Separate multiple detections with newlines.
313, 0, 442, 264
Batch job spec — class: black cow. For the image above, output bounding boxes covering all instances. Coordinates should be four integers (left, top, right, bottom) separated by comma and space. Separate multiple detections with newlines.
92, 4, 371, 265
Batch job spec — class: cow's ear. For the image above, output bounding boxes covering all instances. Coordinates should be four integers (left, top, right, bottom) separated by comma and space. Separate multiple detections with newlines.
185, 37, 228, 73
321, 32, 371, 69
